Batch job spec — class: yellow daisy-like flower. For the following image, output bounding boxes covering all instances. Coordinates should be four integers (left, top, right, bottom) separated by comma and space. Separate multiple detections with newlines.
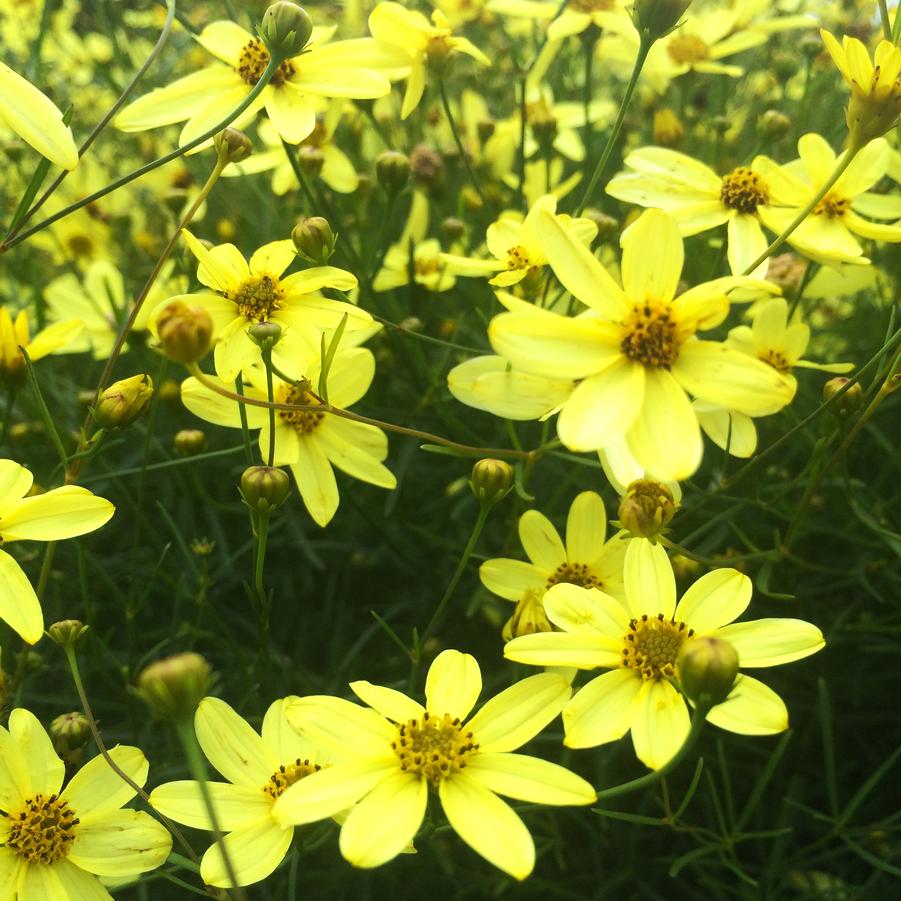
0, 708, 172, 896
0, 306, 82, 387
169, 229, 365, 381
755, 134, 901, 264
115, 20, 408, 146
488, 208, 794, 480
181, 347, 395, 527
480, 492, 628, 639
0, 459, 114, 643
368, 1, 490, 119
820, 29, 901, 145
505, 540, 825, 769
150, 697, 327, 887
0, 61, 78, 169
272, 650, 596, 880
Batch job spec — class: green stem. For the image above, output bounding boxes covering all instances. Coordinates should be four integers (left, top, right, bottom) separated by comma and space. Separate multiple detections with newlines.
253, 512, 271, 645
438, 75, 487, 206
877, 0, 893, 41
261, 349, 276, 468
660, 537, 773, 568
576, 35, 653, 216
1, 384, 17, 444
35, 541, 57, 600
581, 28, 597, 188
786, 260, 818, 319
234, 376, 255, 466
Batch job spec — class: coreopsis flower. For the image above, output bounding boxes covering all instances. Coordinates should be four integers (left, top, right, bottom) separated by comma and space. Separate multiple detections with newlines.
820, 30, 901, 145
181, 346, 395, 527
115, 19, 408, 146
755, 134, 901, 264
169, 229, 365, 381
0, 61, 78, 169
505, 540, 825, 769
272, 650, 596, 879
0, 708, 171, 895
150, 697, 328, 887
0, 306, 82, 387
0, 459, 114, 643
488, 209, 794, 481
368, 2, 490, 119
480, 492, 628, 639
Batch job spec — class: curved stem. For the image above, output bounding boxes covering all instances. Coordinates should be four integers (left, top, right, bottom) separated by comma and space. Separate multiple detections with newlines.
438, 75, 487, 206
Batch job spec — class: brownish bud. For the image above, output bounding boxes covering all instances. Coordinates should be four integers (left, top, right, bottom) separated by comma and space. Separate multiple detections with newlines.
174, 429, 207, 456
292, 216, 336, 265
470, 458, 513, 507
136, 652, 212, 721
156, 301, 213, 365
214, 127, 253, 163
823, 377, 863, 417
376, 150, 411, 193
240, 465, 291, 513
618, 479, 677, 539
93, 375, 153, 429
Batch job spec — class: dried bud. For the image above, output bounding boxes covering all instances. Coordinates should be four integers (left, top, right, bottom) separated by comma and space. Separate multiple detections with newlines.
823, 377, 863, 417
653, 108, 684, 147
502, 587, 552, 641
247, 320, 283, 350
631, 0, 693, 39
376, 150, 411, 194
50, 712, 91, 756
214, 127, 253, 164
93, 375, 153, 430
156, 301, 213, 365
47, 619, 89, 647
240, 465, 291, 513
409, 145, 443, 189
470, 458, 513, 508
260, 1, 313, 59
292, 216, 336, 265
758, 109, 791, 140
174, 429, 207, 457
136, 652, 212, 721
618, 479, 677, 539
678, 637, 739, 706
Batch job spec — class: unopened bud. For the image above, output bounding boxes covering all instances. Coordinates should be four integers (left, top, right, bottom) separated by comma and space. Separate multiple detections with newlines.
618, 479, 677, 539
631, 0, 693, 39
678, 637, 739, 706
174, 429, 207, 456
292, 216, 336, 265
240, 465, 291, 513
214, 127, 253, 164
441, 217, 466, 243
376, 151, 411, 194
136, 652, 212, 721
247, 320, 283, 350
297, 144, 325, 176
758, 109, 791, 140
50, 712, 91, 756
410, 145, 443, 189
93, 375, 153, 429
47, 619, 89, 647
156, 301, 213, 365
502, 587, 552, 641
260, 1, 313, 59
476, 120, 495, 142
470, 458, 513, 507
823, 377, 863, 417
653, 108, 684, 147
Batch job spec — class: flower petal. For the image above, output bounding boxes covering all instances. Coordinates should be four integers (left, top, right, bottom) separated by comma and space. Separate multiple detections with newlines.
704, 674, 789, 735
426, 650, 482, 720
200, 817, 293, 887
713, 618, 825, 667
194, 697, 275, 788
62, 746, 147, 822
8, 708, 63, 798
504, 631, 622, 670
0, 550, 44, 644
149, 780, 272, 831
565, 491, 607, 562
563, 669, 643, 749
67, 809, 172, 876
479, 558, 545, 601
518, 509, 566, 570
264, 83, 317, 144
631, 679, 690, 770
285, 696, 396, 758
621, 209, 683, 304
290, 438, 339, 527
0, 487, 113, 542
674, 569, 751, 633
464, 753, 596, 805
543, 583, 629, 636
350, 682, 424, 724
624, 539, 676, 619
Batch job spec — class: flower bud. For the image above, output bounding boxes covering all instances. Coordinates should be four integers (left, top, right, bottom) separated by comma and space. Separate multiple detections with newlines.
292, 216, 336, 265
174, 429, 207, 457
677, 637, 739, 706
240, 465, 291, 513
502, 587, 552, 641
618, 479, 677, 539
247, 320, 283, 350
47, 619, 89, 647
136, 652, 212, 721
50, 712, 91, 757
156, 301, 213, 365
214, 127, 253, 164
441, 217, 466, 243
470, 458, 513, 507
653, 108, 684, 147
410, 145, 443, 189
93, 375, 153, 429
631, 0, 693, 39
376, 150, 411, 194
757, 109, 791, 140
297, 144, 325, 176
823, 376, 863, 418
260, 1, 313, 59
583, 209, 620, 243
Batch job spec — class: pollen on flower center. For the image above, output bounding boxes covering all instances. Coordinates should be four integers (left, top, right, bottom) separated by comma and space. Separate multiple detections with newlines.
506, 245, 533, 270
759, 349, 792, 372
813, 192, 850, 218
392, 711, 479, 785
546, 561, 602, 590
414, 255, 442, 277
569, 0, 614, 12
262, 758, 321, 800
229, 275, 285, 322
5, 793, 80, 864
666, 35, 710, 65
236, 38, 296, 86
620, 304, 679, 369
720, 167, 770, 213
277, 381, 325, 434
622, 613, 694, 681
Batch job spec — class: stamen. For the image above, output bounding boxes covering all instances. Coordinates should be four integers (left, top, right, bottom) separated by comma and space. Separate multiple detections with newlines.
720, 167, 770, 214
391, 713, 479, 785
5, 793, 79, 865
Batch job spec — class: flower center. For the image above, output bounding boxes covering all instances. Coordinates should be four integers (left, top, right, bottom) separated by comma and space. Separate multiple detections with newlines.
5, 793, 79, 865
569, 0, 614, 12
813, 192, 850, 218
759, 349, 791, 372
301, 119, 327, 149
262, 758, 321, 800
720, 167, 769, 213
414, 253, 442, 277
277, 381, 325, 434
620, 304, 679, 369
622, 613, 694, 681
229, 275, 285, 322
236, 38, 296, 86
666, 35, 710, 65
546, 561, 602, 590
505, 245, 533, 271
392, 711, 479, 786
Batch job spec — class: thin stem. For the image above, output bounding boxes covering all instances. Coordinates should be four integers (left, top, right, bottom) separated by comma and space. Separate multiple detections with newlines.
35, 541, 57, 599
581, 28, 597, 187
438, 75, 487, 206
262, 349, 277, 468
234, 376, 255, 466
253, 512, 271, 646
877, 0, 893, 41
660, 537, 774, 568
576, 36, 653, 216
1, 384, 17, 444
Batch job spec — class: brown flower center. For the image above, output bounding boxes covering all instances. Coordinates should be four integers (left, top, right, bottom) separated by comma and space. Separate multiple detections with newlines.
236, 38, 296, 86
5, 793, 79, 864
720, 167, 769, 213
666, 35, 710, 65
620, 304, 679, 369
392, 711, 479, 786
547, 561, 602, 590
229, 275, 285, 322
262, 758, 321, 800
277, 381, 325, 434
569, 0, 615, 12
622, 614, 694, 680
505, 244, 533, 270
759, 349, 791, 372
813, 192, 850, 218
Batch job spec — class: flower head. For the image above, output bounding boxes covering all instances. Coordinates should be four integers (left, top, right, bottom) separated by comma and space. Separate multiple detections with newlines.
0, 306, 82, 388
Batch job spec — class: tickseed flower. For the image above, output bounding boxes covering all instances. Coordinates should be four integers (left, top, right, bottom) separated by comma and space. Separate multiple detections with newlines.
368, 2, 490, 119
488, 209, 794, 481
505, 540, 825, 769
820, 30, 901, 145
0, 459, 114, 643
181, 346, 395, 527
545, 0, 633, 42
0, 61, 78, 169
0, 306, 82, 387
150, 697, 327, 887
480, 492, 628, 639
273, 650, 596, 879
0, 708, 171, 895
755, 134, 901, 264
168, 229, 366, 381
115, 18, 409, 146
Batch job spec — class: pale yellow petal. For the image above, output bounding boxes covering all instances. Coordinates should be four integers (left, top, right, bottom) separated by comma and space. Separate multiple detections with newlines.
0, 550, 44, 644
285, 696, 396, 757
674, 569, 751, 633
291, 438, 339, 527
518, 509, 566, 570
631, 678, 690, 770
68, 810, 172, 876
713, 618, 825, 667
0, 487, 113, 542
704, 674, 789, 735
350, 682, 424, 723
200, 818, 293, 887
426, 650, 482, 720
624, 539, 675, 620
563, 669, 643, 748
621, 210, 683, 303
564, 491, 607, 562
195, 697, 275, 788
8, 708, 63, 798
464, 753, 596, 805
62, 746, 147, 822
543, 583, 629, 636
149, 780, 271, 831
479, 558, 545, 601
504, 631, 622, 670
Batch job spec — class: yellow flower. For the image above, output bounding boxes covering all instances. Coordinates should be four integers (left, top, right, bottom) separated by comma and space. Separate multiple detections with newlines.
0, 306, 82, 387
820, 30, 901, 145
0, 708, 171, 895
488, 209, 794, 480
368, 1, 490, 119
0, 61, 78, 169
169, 229, 365, 381
150, 697, 327, 887
0, 459, 114, 643
272, 650, 596, 879
116, 20, 408, 146
181, 347, 395, 527
505, 540, 825, 769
